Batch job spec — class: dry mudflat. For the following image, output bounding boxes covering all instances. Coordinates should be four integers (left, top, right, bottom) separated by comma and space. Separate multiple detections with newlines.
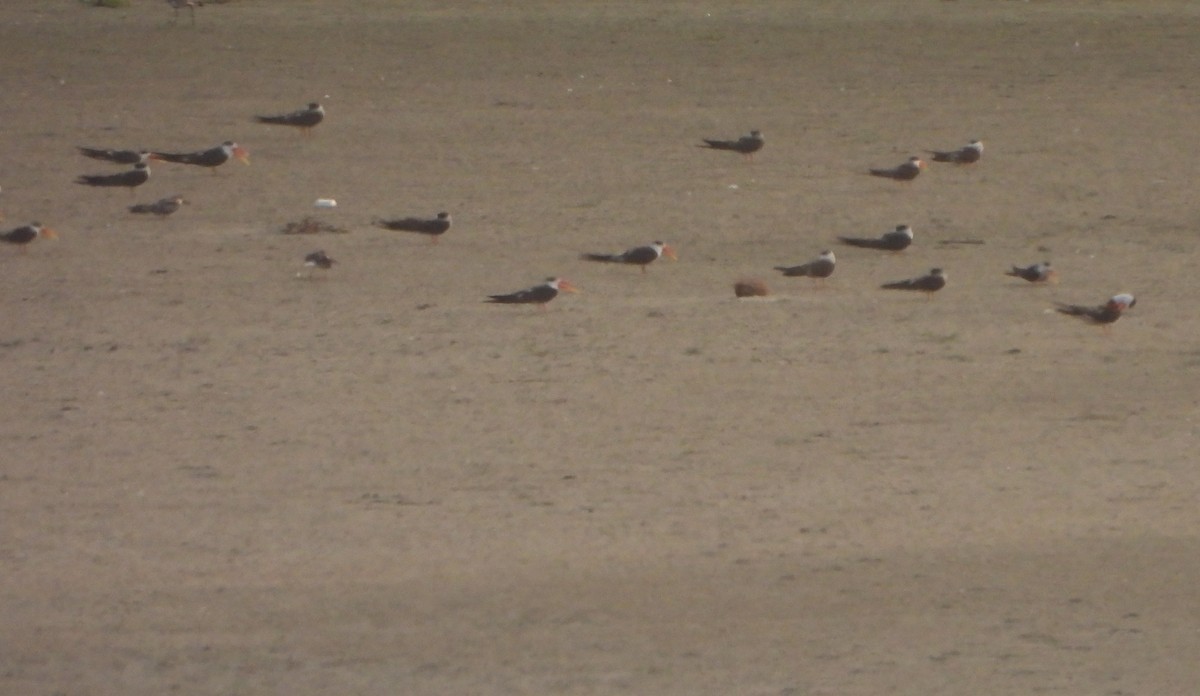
2, 1, 1199, 694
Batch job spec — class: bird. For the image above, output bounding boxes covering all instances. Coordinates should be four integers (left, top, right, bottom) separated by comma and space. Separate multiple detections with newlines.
298, 249, 336, 278
487, 277, 579, 307
75, 162, 151, 192
1006, 261, 1057, 284
152, 141, 249, 172
77, 147, 151, 165
838, 224, 913, 251
929, 139, 984, 164
699, 130, 764, 158
166, 0, 202, 25
1056, 293, 1136, 326
255, 102, 325, 134
775, 250, 836, 279
2, 222, 57, 249
129, 195, 185, 217
581, 241, 676, 272
869, 156, 925, 181
372, 212, 451, 243
881, 268, 946, 295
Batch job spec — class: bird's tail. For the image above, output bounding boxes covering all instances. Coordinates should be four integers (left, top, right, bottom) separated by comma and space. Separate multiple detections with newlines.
129, 204, 152, 213
151, 152, 189, 164
581, 253, 618, 263
255, 115, 287, 125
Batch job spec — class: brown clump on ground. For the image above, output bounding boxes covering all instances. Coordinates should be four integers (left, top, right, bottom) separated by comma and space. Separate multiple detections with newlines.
279, 215, 349, 235
2, 2, 1198, 695
733, 278, 770, 297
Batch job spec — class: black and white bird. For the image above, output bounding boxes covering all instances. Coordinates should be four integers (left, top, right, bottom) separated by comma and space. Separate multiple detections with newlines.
699, 130, 764, 158
929, 139, 984, 164
487, 277, 579, 307
881, 268, 946, 295
838, 224, 914, 251
372, 212, 451, 243
869, 156, 925, 181
298, 250, 336, 278
77, 147, 152, 165
2, 222, 57, 249
1056, 293, 1136, 326
581, 241, 676, 272
1006, 261, 1057, 284
152, 141, 249, 172
255, 102, 325, 134
129, 195, 185, 217
76, 162, 151, 192
775, 250, 836, 279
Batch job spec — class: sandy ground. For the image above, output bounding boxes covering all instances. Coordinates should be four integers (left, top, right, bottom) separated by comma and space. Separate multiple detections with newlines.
3, 1, 1200, 694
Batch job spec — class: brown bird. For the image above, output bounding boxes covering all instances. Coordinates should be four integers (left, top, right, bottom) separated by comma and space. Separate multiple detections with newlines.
839, 224, 913, 251
775, 250, 836, 279
699, 130, 764, 158
1056, 293, 1135, 326
869, 156, 925, 181
2, 222, 57, 250
487, 277, 579, 307
129, 195, 185, 217
373, 212, 451, 243
255, 102, 324, 134
881, 268, 946, 295
582, 241, 676, 273
1006, 261, 1057, 284
929, 139, 984, 164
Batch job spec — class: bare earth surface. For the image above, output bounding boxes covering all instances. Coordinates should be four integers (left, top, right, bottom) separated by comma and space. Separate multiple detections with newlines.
3, 1, 1199, 694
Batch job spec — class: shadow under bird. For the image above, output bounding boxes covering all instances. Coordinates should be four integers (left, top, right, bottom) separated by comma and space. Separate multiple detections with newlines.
152, 141, 249, 171
699, 130, 764, 158
77, 146, 151, 165
881, 268, 946, 295
372, 212, 451, 243
839, 224, 913, 251
929, 139, 984, 164
129, 195, 186, 217
76, 161, 151, 191
255, 102, 325, 133
1056, 293, 1135, 326
2, 222, 57, 249
775, 250, 836, 279
1006, 261, 1057, 284
869, 156, 925, 181
487, 277, 579, 307
581, 241, 676, 272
